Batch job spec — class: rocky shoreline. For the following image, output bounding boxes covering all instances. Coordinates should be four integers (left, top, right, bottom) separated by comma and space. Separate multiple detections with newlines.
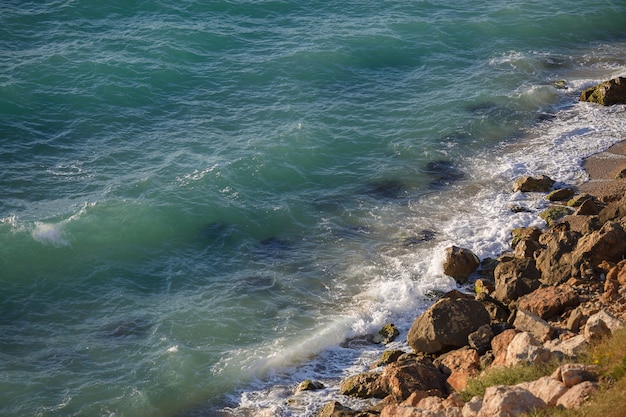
302, 78, 626, 416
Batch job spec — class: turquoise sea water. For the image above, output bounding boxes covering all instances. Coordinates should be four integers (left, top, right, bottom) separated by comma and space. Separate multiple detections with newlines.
2, 1, 626, 416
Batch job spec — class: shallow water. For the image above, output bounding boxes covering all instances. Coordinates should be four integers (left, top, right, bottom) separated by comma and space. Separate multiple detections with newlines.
1, 1, 626, 416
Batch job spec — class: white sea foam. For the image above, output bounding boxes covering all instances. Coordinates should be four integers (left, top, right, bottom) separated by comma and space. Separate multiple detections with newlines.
223, 78, 626, 416
31, 222, 70, 247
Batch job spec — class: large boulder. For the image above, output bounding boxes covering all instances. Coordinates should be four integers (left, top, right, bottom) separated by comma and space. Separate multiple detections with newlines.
339, 371, 385, 399
516, 285, 579, 320
513, 175, 555, 192
442, 246, 480, 284
598, 194, 626, 223
378, 355, 448, 401
513, 309, 554, 342
477, 385, 546, 417
381, 404, 462, 417
580, 77, 626, 106
493, 258, 541, 304
570, 221, 626, 271
556, 381, 598, 409
517, 376, 568, 407
505, 331, 551, 366
534, 225, 580, 285
407, 297, 491, 354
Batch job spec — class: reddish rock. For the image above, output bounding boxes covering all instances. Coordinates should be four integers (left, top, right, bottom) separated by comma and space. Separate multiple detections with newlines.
516, 285, 579, 320
436, 347, 480, 376
378, 356, 448, 401
491, 329, 517, 366
443, 246, 480, 283
407, 297, 490, 354
477, 385, 546, 417
607, 259, 626, 286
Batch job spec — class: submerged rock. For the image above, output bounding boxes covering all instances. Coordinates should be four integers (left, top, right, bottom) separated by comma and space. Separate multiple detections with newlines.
367, 179, 407, 199
424, 160, 465, 189
373, 323, 400, 344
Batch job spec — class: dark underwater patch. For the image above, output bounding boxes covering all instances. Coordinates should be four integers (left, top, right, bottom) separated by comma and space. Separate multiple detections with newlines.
366, 178, 407, 199
100, 318, 152, 339
424, 160, 465, 189
401, 229, 436, 246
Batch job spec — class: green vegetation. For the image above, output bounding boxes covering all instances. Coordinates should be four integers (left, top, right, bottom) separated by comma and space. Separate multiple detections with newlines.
459, 326, 626, 416
459, 361, 561, 402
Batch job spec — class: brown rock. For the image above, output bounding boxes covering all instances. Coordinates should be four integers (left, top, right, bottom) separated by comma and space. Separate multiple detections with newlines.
315, 401, 364, 417
546, 188, 576, 202
514, 238, 542, 259
443, 246, 480, 284
575, 198, 600, 215
598, 194, 626, 223
535, 225, 580, 285
339, 371, 385, 399
580, 77, 626, 106
468, 324, 494, 355
493, 258, 541, 304
608, 259, 626, 286
511, 226, 543, 248
474, 278, 496, 295
379, 356, 448, 401
556, 381, 598, 408
475, 292, 510, 323
516, 285, 579, 320
477, 385, 546, 417
407, 297, 491, 354
571, 221, 626, 270
513, 175, 555, 192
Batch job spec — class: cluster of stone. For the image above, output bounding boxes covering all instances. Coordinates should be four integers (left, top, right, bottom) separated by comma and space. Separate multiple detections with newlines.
308, 172, 626, 417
